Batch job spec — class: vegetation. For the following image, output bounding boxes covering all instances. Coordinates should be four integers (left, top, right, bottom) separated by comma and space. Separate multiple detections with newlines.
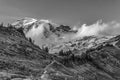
41, 45, 49, 53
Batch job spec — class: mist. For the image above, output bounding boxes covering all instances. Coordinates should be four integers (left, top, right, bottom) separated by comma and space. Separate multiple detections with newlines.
74, 20, 120, 38
26, 23, 45, 37
20, 19, 120, 45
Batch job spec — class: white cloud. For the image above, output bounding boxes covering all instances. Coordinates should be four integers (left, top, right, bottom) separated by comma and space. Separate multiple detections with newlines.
74, 20, 120, 38
23, 19, 120, 45
26, 23, 45, 37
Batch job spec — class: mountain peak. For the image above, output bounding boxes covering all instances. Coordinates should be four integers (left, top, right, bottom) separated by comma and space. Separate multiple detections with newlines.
12, 17, 73, 48
12, 17, 55, 28
12, 17, 37, 27
12, 17, 58, 33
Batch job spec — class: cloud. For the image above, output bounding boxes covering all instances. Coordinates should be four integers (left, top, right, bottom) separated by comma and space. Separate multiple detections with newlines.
26, 23, 45, 37
74, 20, 120, 38
20, 19, 120, 45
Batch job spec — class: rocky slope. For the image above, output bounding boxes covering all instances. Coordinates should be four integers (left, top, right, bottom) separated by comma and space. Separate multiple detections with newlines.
43, 35, 120, 80
49, 35, 113, 54
0, 21, 120, 80
0, 25, 53, 80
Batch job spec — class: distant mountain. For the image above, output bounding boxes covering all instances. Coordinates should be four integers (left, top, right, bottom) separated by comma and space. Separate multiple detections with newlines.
12, 17, 75, 49
12, 17, 73, 35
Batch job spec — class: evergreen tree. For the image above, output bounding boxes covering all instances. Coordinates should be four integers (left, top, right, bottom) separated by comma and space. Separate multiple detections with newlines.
0, 22, 3, 27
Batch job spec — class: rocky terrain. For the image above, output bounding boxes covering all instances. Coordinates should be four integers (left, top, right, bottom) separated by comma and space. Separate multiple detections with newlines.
0, 19, 120, 80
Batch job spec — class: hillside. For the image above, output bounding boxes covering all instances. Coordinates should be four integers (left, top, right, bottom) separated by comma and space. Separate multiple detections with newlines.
0, 24, 120, 80
0, 25, 53, 80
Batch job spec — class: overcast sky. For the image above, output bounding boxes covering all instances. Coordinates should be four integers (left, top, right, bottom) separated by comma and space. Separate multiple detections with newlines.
0, 0, 120, 25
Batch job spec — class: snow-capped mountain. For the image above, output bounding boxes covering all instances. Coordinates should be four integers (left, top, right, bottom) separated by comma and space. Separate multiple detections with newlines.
12, 17, 56, 33
12, 17, 73, 35
12, 18, 74, 48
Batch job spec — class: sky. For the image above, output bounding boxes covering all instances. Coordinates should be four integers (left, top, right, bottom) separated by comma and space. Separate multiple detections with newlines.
0, 0, 120, 25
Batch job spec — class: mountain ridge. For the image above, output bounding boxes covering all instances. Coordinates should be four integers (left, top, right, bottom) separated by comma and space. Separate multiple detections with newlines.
0, 18, 120, 80
12, 18, 75, 49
